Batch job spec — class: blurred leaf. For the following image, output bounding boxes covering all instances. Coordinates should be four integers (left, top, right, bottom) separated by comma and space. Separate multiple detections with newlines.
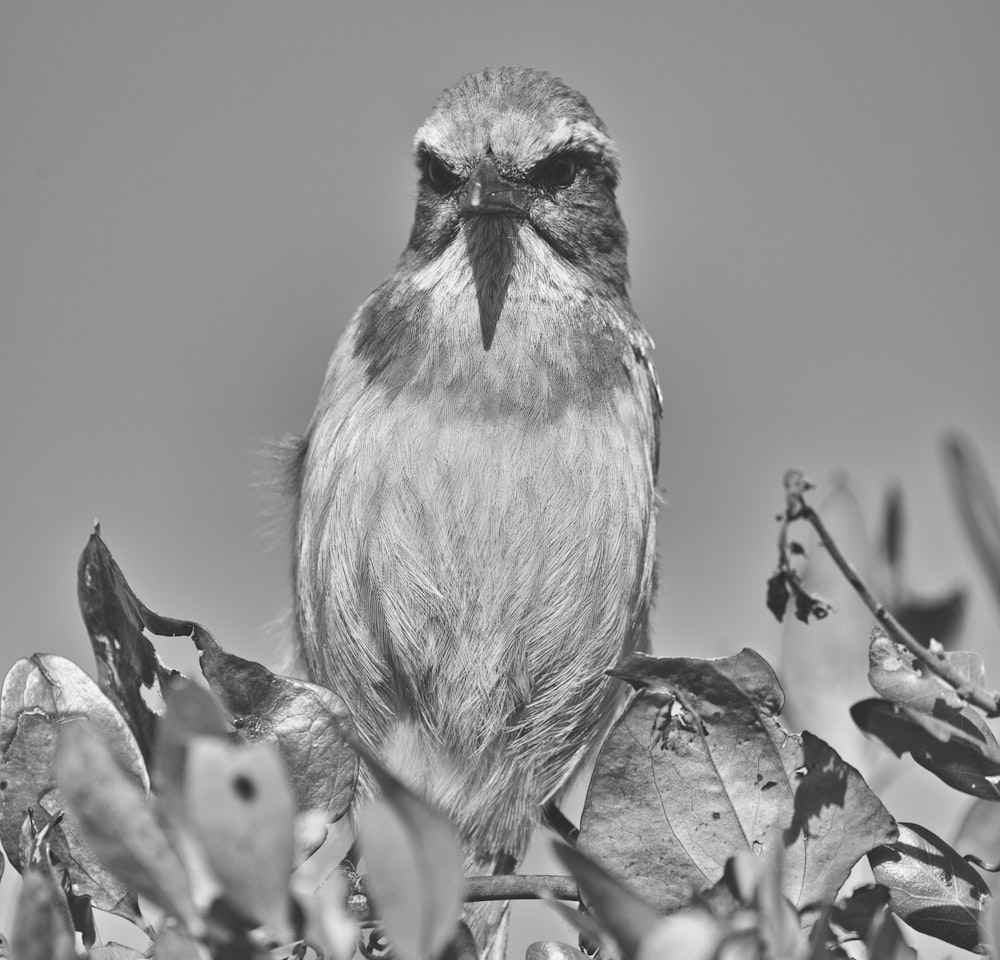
893, 590, 967, 651
526, 942, 590, 960
151, 924, 206, 959
0, 654, 148, 871
635, 911, 722, 960
851, 698, 1000, 799
553, 842, 662, 959
881, 484, 905, 576
11, 868, 77, 960
84, 946, 147, 959
944, 432, 1000, 614
292, 866, 358, 960
829, 884, 891, 942
867, 630, 984, 714
57, 720, 204, 938
357, 751, 463, 960
865, 907, 917, 960
196, 635, 357, 827
581, 650, 896, 921
766, 572, 790, 623
870, 822, 990, 953
77, 528, 185, 763
955, 798, 1000, 867
185, 736, 296, 938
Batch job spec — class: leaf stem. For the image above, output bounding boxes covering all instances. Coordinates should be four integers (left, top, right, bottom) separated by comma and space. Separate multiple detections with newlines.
780, 470, 1000, 718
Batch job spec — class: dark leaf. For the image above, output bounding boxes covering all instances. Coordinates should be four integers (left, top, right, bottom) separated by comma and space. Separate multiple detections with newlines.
865, 907, 917, 960
184, 736, 296, 938
57, 720, 204, 938
197, 636, 358, 825
553, 843, 662, 959
581, 650, 896, 921
766, 572, 790, 623
357, 750, 463, 960
881, 484, 905, 576
944, 432, 1000, 615
867, 630, 983, 715
10, 868, 77, 960
851, 698, 1000, 799
870, 822, 990, 953
829, 884, 891, 942
77, 529, 185, 763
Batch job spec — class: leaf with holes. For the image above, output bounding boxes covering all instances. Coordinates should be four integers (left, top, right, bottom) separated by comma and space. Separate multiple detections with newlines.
579, 649, 896, 922
77, 529, 186, 763
184, 736, 296, 938
851, 699, 1000, 799
870, 822, 990, 953
357, 750, 463, 960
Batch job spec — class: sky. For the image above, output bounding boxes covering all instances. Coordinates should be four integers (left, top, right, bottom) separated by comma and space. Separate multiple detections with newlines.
2, 2, 999, 955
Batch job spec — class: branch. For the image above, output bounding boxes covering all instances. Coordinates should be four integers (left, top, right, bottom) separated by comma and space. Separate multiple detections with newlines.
778, 469, 1000, 718
345, 872, 579, 921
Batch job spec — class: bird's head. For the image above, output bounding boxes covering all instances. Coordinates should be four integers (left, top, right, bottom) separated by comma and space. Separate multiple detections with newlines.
404, 68, 629, 344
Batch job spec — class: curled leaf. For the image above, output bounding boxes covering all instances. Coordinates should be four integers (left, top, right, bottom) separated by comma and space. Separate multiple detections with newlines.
870, 822, 990, 953
851, 698, 1000, 799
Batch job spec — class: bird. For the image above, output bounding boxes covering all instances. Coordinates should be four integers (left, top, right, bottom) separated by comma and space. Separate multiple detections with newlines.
288, 67, 661, 956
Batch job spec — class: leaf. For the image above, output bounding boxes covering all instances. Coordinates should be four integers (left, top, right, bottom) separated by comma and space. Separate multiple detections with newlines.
829, 884, 891, 942
0, 654, 148, 871
881, 484, 905, 575
944, 432, 1000, 614
184, 736, 296, 938
867, 630, 982, 714
57, 720, 204, 938
291, 866, 358, 960
955, 798, 1000, 867
870, 822, 990, 953
892, 590, 967, 651
151, 924, 205, 959
10, 868, 77, 960
851, 698, 1000, 799
766, 572, 790, 623
77, 528, 185, 763
580, 650, 897, 921
526, 943, 590, 960
865, 907, 917, 960
84, 946, 147, 959
634, 912, 722, 960
196, 635, 358, 826
356, 751, 463, 960
553, 843, 662, 959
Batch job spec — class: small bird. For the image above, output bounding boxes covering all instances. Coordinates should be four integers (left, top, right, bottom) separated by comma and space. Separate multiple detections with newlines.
289, 67, 661, 954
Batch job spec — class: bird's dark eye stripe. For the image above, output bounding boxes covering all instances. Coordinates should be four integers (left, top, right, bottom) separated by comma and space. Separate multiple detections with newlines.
530, 152, 587, 189
418, 150, 461, 192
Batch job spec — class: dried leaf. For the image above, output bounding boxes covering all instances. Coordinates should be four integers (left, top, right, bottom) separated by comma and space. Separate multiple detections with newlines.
851, 698, 1000, 799
57, 720, 203, 937
581, 650, 896, 922
77, 529, 185, 763
554, 843, 662, 959
184, 736, 296, 938
11, 868, 77, 960
196, 636, 357, 825
766, 572, 790, 623
870, 822, 990, 953
357, 751, 463, 960
867, 630, 980, 714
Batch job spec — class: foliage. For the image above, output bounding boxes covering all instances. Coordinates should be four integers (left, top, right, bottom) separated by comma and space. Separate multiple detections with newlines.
1, 432, 999, 959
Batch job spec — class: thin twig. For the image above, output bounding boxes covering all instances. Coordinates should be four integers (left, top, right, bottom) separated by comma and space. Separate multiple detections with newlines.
780, 470, 1000, 718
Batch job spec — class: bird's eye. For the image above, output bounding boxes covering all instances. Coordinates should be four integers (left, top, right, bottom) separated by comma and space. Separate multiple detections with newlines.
421, 153, 459, 193
544, 154, 578, 189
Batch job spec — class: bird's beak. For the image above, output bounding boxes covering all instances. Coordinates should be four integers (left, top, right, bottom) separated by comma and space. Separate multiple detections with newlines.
460, 158, 529, 217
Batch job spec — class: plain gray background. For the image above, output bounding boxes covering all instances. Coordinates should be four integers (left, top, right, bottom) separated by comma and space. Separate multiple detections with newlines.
2, 2, 999, 955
